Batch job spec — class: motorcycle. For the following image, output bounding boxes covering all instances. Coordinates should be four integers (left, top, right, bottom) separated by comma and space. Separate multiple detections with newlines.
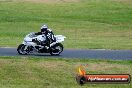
17, 32, 66, 55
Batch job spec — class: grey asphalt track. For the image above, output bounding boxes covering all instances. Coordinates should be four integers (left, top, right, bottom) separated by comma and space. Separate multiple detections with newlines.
0, 48, 132, 60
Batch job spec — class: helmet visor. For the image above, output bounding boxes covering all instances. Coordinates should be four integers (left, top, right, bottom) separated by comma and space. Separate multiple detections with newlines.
41, 28, 47, 32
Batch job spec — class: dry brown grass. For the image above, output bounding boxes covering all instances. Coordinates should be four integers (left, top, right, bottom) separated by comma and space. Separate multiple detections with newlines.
14, 0, 81, 3
1, 58, 131, 75
87, 62, 132, 74
5, 0, 132, 4
0, 57, 131, 88
111, 0, 132, 4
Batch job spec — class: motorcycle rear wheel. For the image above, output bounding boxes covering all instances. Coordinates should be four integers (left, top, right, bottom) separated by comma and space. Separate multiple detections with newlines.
50, 43, 63, 56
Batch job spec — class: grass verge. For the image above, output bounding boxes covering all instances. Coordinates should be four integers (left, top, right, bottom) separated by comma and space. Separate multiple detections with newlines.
0, 56, 131, 88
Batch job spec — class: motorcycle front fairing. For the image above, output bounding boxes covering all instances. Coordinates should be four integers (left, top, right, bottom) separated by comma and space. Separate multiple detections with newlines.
22, 35, 37, 46
22, 32, 46, 46
21, 33, 44, 53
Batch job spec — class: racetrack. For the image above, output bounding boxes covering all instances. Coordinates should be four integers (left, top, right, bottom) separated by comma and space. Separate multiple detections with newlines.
0, 48, 132, 60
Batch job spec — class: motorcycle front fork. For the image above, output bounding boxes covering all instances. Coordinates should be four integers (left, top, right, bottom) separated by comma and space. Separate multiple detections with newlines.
23, 45, 36, 53
23, 45, 28, 51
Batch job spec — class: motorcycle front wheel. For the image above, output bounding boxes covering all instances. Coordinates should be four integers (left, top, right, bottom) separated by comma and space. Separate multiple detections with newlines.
17, 44, 28, 55
50, 43, 63, 56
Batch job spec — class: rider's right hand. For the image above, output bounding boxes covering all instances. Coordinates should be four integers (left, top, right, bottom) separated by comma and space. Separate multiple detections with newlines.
32, 38, 41, 45
32, 38, 38, 42
32, 39, 36, 42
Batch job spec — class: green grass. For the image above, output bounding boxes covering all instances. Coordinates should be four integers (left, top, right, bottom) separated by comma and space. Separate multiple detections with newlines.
0, 0, 132, 49
0, 56, 131, 88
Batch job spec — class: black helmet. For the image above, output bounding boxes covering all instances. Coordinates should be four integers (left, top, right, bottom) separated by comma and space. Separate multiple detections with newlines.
41, 25, 48, 32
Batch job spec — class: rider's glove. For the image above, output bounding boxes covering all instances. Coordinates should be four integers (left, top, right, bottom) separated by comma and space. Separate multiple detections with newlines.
32, 39, 41, 45
32, 39, 37, 42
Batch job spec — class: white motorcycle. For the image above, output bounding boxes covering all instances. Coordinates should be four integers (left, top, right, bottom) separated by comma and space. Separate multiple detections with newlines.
17, 32, 66, 55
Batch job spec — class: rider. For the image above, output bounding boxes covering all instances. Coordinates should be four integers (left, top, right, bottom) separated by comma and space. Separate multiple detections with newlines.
34, 24, 56, 48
